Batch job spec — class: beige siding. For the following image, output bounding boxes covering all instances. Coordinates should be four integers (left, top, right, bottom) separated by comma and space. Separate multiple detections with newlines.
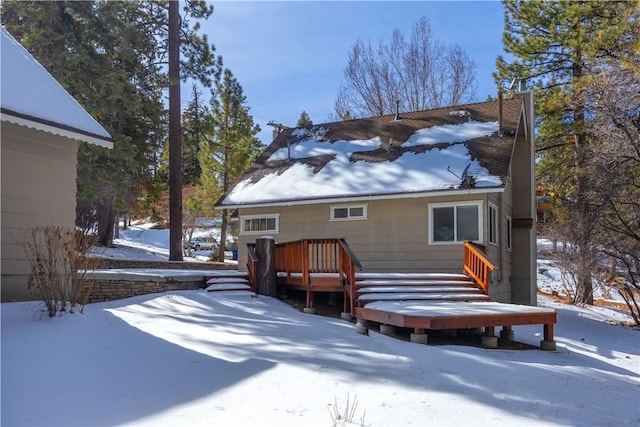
510, 104, 538, 306
237, 193, 509, 286
1, 123, 78, 301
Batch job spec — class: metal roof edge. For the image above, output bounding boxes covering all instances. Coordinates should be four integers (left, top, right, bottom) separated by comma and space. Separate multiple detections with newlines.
1, 109, 113, 148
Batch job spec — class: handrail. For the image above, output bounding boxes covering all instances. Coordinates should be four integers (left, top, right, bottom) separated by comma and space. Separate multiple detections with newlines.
338, 238, 362, 314
338, 238, 362, 270
463, 242, 495, 294
246, 243, 258, 292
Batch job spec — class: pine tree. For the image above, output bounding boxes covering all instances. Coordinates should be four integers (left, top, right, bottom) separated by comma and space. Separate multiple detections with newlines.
206, 69, 263, 261
181, 85, 212, 185
496, 0, 638, 304
296, 111, 313, 127
1, 1, 221, 248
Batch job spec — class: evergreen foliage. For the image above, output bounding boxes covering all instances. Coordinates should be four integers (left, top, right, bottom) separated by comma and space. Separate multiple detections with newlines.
1, 1, 221, 247
206, 69, 263, 261
496, 0, 639, 304
296, 111, 313, 127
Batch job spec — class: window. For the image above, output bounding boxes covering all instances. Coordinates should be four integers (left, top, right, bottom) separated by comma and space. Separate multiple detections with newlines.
240, 214, 279, 235
330, 204, 367, 221
505, 215, 512, 251
429, 202, 482, 244
488, 203, 499, 245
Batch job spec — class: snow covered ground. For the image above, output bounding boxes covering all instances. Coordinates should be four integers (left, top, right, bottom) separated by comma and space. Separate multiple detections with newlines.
93, 223, 236, 264
2, 231, 639, 426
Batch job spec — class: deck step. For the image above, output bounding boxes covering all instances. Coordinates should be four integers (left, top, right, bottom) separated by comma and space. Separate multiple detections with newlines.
358, 293, 491, 302
356, 280, 475, 287
357, 285, 484, 294
205, 271, 252, 293
206, 283, 252, 292
356, 272, 469, 281
354, 271, 488, 306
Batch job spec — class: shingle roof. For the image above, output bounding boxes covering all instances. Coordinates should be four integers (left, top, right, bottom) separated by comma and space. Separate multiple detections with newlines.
218, 96, 524, 208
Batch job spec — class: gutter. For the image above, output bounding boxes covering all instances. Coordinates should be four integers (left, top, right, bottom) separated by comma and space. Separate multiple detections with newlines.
1, 109, 113, 148
215, 186, 505, 210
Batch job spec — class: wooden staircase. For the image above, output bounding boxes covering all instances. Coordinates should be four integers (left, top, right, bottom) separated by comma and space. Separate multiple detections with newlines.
204, 271, 254, 293
354, 272, 491, 307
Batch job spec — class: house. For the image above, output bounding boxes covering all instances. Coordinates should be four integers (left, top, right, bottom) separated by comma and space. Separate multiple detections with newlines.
1, 27, 113, 301
216, 92, 537, 306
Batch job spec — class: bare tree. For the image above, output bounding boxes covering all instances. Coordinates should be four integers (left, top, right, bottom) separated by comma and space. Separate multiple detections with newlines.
586, 41, 640, 321
335, 17, 477, 118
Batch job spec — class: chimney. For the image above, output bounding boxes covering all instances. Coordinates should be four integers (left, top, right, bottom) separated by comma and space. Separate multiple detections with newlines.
394, 100, 401, 121
498, 90, 503, 137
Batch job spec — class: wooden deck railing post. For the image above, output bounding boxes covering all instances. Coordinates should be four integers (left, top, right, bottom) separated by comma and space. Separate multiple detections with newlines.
256, 237, 277, 297
463, 242, 496, 294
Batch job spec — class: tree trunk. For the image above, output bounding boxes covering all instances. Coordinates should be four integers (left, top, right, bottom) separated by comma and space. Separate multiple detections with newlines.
114, 214, 120, 239
97, 202, 115, 247
217, 210, 228, 262
256, 237, 277, 297
168, 0, 183, 261
572, 56, 594, 305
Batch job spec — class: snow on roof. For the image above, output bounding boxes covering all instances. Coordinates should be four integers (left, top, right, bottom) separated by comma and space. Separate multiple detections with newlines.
403, 120, 498, 147
221, 120, 503, 206
0, 27, 112, 147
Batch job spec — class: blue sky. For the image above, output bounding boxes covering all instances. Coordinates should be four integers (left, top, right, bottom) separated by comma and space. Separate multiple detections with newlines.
198, 1, 506, 144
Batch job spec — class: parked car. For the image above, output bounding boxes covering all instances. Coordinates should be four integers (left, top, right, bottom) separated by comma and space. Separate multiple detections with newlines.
189, 236, 216, 251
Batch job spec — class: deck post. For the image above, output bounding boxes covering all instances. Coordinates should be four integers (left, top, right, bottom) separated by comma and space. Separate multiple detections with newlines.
500, 326, 515, 341
410, 331, 429, 344
256, 237, 277, 297
540, 323, 556, 351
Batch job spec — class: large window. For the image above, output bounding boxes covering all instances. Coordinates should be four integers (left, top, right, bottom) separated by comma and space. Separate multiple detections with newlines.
429, 202, 482, 244
330, 204, 367, 221
240, 214, 279, 235
488, 203, 499, 245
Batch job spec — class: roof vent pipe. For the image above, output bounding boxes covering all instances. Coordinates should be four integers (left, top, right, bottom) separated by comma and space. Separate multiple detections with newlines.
498, 90, 503, 137
394, 100, 401, 121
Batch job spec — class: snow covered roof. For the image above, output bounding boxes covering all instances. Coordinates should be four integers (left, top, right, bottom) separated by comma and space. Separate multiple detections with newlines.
0, 27, 112, 148
217, 97, 524, 208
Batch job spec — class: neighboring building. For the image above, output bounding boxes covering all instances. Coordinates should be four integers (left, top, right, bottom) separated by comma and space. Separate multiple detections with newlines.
217, 92, 537, 305
1, 27, 113, 301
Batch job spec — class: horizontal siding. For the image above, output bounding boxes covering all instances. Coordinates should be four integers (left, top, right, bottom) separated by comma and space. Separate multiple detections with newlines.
1, 124, 78, 301
1, 275, 35, 302
238, 194, 500, 276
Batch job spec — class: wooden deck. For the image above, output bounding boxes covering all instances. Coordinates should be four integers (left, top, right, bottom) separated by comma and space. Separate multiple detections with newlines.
245, 239, 557, 350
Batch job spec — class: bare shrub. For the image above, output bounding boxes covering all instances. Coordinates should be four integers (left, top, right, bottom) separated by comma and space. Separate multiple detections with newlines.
22, 226, 99, 317
327, 394, 369, 427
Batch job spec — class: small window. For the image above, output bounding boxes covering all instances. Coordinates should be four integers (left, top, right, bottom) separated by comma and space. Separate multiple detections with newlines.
488, 203, 499, 245
330, 204, 367, 221
505, 215, 512, 251
240, 214, 279, 235
429, 202, 482, 244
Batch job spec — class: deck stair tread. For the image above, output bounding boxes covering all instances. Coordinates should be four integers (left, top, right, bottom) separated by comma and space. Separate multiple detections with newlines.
357, 285, 484, 294
206, 277, 248, 284
205, 271, 249, 278
204, 271, 252, 293
206, 283, 252, 292
353, 271, 488, 306
356, 272, 469, 280
356, 280, 475, 287
358, 292, 491, 302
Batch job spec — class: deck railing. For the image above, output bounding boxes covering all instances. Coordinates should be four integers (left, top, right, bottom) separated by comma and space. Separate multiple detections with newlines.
463, 242, 495, 294
274, 238, 361, 282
